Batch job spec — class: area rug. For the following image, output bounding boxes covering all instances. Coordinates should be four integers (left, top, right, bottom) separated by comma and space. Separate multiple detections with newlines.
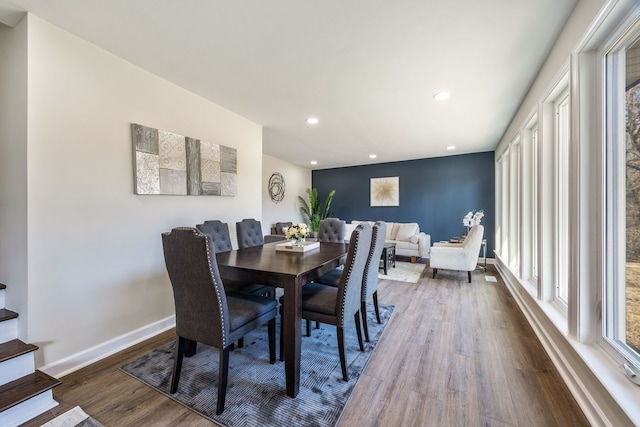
120, 302, 394, 427
40, 406, 104, 427
378, 261, 426, 283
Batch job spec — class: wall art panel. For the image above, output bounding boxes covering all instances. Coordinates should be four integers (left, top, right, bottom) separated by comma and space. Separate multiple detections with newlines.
132, 123, 237, 196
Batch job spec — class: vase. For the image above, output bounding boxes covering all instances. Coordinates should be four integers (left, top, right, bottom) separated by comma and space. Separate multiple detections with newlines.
291, 237, 305, 246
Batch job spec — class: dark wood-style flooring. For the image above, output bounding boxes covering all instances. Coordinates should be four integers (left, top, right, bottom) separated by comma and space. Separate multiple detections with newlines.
22, 263, 589, 426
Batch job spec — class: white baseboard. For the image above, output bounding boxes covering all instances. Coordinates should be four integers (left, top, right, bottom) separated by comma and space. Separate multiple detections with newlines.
40, 316, 175, 378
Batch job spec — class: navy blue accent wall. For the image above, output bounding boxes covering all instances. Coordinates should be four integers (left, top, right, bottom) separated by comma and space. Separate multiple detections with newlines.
312, 151, 495, 257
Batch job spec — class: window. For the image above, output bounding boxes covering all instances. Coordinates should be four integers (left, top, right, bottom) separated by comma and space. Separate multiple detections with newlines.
521, 117, 539, 285
605, 19, 640, 369
531, 126, 539, 280
555, 92, 570, 305
509, 139, 521, 272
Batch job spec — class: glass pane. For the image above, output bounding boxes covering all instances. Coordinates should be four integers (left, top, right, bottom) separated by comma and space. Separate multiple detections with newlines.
625, 37, 640, 355
556, 94, 570, 304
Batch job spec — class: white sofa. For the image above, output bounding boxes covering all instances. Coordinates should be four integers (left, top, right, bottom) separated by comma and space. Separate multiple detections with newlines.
347, 220, 431, 261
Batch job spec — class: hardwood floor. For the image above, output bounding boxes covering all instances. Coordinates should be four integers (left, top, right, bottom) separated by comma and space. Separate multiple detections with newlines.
22, 264, 589, 426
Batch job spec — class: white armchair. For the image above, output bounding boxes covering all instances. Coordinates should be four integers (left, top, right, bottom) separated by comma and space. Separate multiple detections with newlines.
430, 225, 484, 282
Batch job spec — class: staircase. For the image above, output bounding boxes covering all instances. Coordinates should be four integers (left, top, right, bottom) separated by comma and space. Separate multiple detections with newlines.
0, 283, 61, 426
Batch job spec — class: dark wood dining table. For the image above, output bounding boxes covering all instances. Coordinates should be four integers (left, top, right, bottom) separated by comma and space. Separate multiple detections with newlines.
215, 241, 347, 398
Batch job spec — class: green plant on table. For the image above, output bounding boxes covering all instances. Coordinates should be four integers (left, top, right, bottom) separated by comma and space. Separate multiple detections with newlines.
297, 188, 336, 232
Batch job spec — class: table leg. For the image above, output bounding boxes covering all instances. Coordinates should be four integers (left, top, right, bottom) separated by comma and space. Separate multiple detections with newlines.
282, 277, 303, 397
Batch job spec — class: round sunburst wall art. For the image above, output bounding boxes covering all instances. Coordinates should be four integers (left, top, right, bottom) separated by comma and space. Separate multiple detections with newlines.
268, 172, 285, 203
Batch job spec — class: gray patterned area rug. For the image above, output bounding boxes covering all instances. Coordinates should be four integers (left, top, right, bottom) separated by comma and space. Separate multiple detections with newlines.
120, 302, 394, 427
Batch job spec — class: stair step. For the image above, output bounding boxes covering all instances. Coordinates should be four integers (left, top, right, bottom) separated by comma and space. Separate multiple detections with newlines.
0, 371, 61, 413
0, 309, 18, 323
0, 340, 37, 364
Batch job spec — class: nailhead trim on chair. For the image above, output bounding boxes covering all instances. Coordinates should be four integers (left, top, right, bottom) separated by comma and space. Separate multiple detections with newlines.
174, 227, 228, 349
338, 226, 361, 326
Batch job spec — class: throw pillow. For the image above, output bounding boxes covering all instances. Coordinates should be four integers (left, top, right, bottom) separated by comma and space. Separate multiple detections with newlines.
396, 223, 419, 241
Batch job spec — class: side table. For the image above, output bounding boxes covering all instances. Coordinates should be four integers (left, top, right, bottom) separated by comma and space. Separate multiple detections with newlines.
379, 243, 396, 275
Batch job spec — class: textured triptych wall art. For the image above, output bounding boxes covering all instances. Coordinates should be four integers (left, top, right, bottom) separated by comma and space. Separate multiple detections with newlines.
131, 123, 237, 196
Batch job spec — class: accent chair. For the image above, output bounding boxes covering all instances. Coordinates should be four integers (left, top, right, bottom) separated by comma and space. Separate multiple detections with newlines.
430, 224, 485, 283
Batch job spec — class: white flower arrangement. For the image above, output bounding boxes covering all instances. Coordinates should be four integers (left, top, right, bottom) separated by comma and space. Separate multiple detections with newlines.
285, 223, 310, 241
463, 210, 484, 227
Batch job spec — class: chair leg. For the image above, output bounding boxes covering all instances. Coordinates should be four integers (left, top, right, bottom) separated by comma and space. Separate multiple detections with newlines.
216, 347, 230, 415
184, 338, 197, 357
372, 291, 381, 324
361, 300, 370, 343
468, 271, 472, 283
238, 337, 244, 348
316, 321, 320, 329
306, 319, 311, 337
268, 318, 276, 364
170, 336, 185, 393
432, 268, 437, 278
354, 312, 365, 352
337, 327, 348, 381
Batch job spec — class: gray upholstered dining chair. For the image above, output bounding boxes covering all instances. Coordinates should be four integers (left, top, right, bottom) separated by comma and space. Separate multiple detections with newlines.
360, 221, 386, 342
196, 220, 233, 253
236, 218, 264, 249
197, 220, 275, 299
318, 218, 346, 242
316, 221, 386, 342
279, 223, 372, 381
161, 227, 277, 415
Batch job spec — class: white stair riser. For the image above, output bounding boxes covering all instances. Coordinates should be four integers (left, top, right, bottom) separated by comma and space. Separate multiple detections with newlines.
0, 353, 36, 386
0, 318, 17, 344
0, 290, 4, 308
0, 389, 58, 427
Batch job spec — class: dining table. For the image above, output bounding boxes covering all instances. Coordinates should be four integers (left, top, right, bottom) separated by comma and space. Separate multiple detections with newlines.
215, 240, 348, 398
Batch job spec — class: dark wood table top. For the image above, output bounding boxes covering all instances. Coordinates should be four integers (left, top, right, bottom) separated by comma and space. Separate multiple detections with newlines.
216, 241, 347, 285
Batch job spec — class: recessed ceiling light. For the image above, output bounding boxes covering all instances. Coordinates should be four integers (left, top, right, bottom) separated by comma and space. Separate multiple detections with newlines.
447, 145, 456, 150
310, 160, 318, 165
306, 117, 319, 124
433, 91, 451, 101
369, 154, 377, 159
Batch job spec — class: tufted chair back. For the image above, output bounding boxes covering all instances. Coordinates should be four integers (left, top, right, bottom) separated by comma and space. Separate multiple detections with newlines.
236, 218, 265, 249
196, 220, 233, 253
318, 218, 346, 243
161, 227, 229, 348
336, 222, 372, 326
362, 221, 386, 301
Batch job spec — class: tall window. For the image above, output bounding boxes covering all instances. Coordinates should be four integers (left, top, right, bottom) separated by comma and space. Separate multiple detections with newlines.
555, 92, 570, 305
605, 22, 640, 368
532, 126, 539, 280
510, 139, 521, 271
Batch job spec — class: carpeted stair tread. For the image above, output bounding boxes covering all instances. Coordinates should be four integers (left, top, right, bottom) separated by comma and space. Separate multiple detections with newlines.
0, 370, 61, 413
0, 308, 18, 323
0, 339, 38, 364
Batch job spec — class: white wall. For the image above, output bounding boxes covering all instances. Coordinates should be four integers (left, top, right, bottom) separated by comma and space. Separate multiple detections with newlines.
496, 0, 607, 153
15, 14, 262, 371
0, 18, 28, 337
262, 154, 310, 232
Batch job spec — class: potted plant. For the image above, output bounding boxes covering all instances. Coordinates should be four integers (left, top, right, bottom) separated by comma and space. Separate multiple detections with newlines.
298, 188, 336, 233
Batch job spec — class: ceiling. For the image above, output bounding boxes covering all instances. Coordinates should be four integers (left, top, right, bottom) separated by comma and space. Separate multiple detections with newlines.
0, 0, 577, 169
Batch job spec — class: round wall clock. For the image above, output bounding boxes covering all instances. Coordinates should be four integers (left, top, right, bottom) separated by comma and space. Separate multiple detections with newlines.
268, 172, 285, 203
